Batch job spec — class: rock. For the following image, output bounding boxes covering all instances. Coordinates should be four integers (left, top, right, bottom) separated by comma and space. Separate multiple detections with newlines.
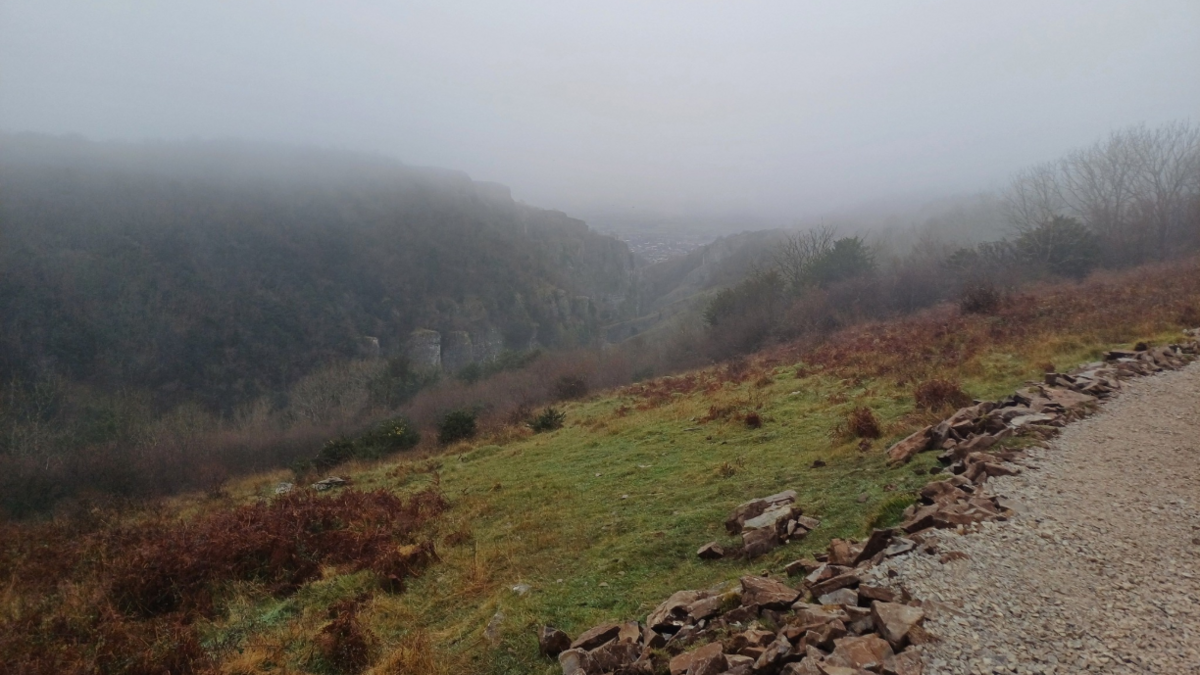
722, 604, 759, 624
743, 503, 799, 534
274, 482, 294, 495
617, 620, 642, 644
559, 648, 590, 674
725, 653, 755, 669
697, 541, 725, 560
809, 573, 860, 597
511, 583, 531, 596
883, 538, 916, 557
786, 558, 822, 577
740, 576, 801, 609
485, 611, 504, 644
311, 476, 348, 491
742, 527, 781, 559
796, 515, 822, 531
686, 595, 724, 623
752, 636, 793, 672
726, 490, 797, 534
648, 590, 710, 631
669, 651, 695, 675
571, 622, 622, 650
827, 635, 893, 671
644, 625, 667, 649
818, 588, 859, 607
886, 427, 934, 464
686, 642, 728, 675
852, 529, 894, 565
870, 602, 924, 648
793, 604, 850, 625
856, 585, 896, 604
804, 619, 847, 649
730, 628, 775, 653
781, 660, 825, 675
826, 539, 858, 566
589, 640, 642, 673
539, 626, 572, 657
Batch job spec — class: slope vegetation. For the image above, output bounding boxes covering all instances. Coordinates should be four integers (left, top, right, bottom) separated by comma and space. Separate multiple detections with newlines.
3, 257, 1199, 675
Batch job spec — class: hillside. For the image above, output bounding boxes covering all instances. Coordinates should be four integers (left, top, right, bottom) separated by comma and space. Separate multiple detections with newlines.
5, 256, 1198, 674
0, 134, 639, 411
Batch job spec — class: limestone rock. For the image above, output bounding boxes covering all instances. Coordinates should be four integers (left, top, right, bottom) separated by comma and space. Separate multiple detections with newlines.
725, 490, 797, 534
870, 602, 924, 648
740, 575, 801, 609
570, 622, 621, 650
539, 626, 571, 657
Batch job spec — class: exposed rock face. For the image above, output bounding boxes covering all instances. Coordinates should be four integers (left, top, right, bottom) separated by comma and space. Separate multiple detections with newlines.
405, 329, 442, 369
441, 331, 474, 372
472, 326, 505, 363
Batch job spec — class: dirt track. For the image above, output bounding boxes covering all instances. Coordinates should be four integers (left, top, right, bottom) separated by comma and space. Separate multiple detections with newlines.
867, 363, 1200, 674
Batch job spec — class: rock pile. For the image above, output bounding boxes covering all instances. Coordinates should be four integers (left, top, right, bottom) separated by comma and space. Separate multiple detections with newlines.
887, 340, 1199, 466
698, 491, 822, 560
888, 338, 1199, 536
543, 527, 931, 675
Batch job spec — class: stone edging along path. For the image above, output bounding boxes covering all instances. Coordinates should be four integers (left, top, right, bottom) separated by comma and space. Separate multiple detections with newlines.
535, 331, 1200, 675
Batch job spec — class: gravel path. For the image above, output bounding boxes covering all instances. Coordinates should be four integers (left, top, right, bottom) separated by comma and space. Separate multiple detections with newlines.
865, 363, 1200, 675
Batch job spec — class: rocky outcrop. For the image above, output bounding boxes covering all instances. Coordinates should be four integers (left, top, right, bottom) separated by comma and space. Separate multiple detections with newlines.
405, 329, 442, 369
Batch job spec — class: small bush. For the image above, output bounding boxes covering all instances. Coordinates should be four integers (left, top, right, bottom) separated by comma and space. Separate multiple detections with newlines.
913, 378, 972, 411
356, 416, 421, 458
437, 410, 477, 445
553, 375, 589, 401
959, 282, 1002, 315
313, 437, 358, 471
528, 406, 566, 433
846, 407, 881, 439
744, 411, 763, 429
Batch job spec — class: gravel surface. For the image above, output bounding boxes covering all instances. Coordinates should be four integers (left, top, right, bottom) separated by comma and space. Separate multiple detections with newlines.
865, 363, 1200, 675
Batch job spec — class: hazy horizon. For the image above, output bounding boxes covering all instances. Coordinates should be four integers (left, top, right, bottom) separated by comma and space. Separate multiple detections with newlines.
3, 1, 1197, 223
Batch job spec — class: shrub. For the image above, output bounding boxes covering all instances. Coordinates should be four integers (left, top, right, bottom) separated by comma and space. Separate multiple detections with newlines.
437, 410, 477, 445
313, 437, 358, 471
528, 406, 566, 433
553, 374, 589, 400
959, 282, 1002, 315
744, 411, 763, 428
846, 407, 881, 439
355, 416, 421, 458
106, 488, 446, 618
1015, 215, 1101, 279
914, 378, 973, 411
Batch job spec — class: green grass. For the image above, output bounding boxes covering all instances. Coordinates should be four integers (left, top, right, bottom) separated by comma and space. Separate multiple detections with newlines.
171, 308, 1199, 673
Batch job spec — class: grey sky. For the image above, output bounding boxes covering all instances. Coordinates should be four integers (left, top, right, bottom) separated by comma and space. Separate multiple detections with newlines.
2, 1, 1197, 222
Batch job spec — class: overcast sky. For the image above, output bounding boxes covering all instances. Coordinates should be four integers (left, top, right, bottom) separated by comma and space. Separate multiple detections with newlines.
2, 1, 1197, 222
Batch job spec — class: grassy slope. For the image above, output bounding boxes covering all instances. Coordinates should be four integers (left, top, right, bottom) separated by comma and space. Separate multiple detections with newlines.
193, 259, 1200, 675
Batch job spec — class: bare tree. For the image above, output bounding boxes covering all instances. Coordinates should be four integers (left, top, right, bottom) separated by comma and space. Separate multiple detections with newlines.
1002, 161, 1066, 234
1003, 120, 1200, 265
1128, 121, 1200, 259
773, 225, 835, 294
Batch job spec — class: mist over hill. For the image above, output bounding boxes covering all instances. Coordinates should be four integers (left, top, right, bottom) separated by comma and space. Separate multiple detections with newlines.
0, 134, 639, 410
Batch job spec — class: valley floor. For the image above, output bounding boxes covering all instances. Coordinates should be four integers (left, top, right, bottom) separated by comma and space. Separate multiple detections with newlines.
867, 362, 1200, 674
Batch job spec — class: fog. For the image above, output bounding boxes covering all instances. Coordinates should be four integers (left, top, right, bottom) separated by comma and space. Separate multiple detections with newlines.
2, 1, 1197, 224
